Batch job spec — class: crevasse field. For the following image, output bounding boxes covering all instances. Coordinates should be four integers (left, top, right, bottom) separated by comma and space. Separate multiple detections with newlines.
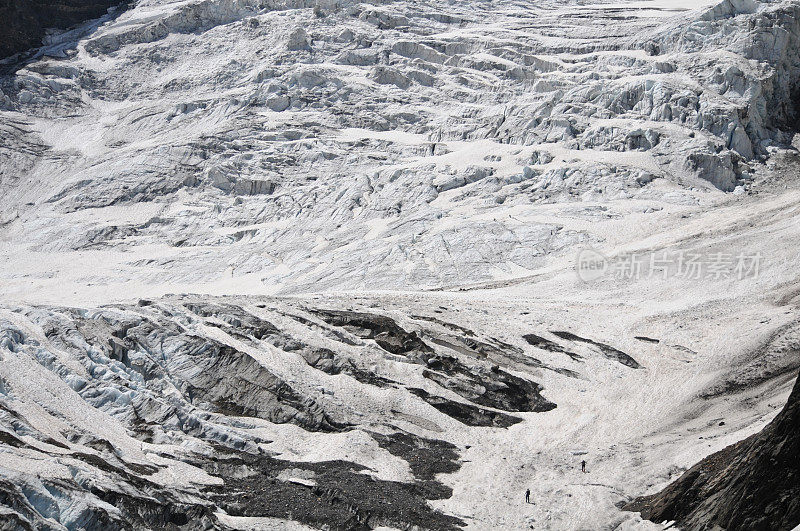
0, 0, 799, 528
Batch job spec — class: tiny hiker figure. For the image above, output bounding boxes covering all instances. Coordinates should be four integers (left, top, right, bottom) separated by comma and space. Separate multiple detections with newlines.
525, 488, 530, 504
581, 460, 587, 473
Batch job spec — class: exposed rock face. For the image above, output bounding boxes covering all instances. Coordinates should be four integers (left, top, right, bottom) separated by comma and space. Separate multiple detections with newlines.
627, 372, 800, 531
0, 1, 124, 59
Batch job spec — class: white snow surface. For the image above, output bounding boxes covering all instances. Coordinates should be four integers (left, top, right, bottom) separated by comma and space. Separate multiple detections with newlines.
1, 0, 800, 528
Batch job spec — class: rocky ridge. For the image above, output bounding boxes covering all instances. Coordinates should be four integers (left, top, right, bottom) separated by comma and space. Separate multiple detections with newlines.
627, 371, 800, 531
1, 294, 613, 529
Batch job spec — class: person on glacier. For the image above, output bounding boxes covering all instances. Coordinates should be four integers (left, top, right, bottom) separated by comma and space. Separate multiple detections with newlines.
581, 460, 587, 473
525, 488, 531, 504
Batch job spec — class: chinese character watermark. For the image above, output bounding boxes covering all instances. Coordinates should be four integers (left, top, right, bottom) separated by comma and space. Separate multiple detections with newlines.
576, 248, 761, 282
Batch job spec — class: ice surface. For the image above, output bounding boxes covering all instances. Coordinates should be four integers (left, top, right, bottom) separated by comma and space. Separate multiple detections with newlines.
0, 0, 799, 528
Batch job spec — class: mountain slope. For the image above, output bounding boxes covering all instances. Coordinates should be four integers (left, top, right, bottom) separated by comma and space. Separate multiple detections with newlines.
1, 0, 800, 529
0, 0, 125, 60
628, 371, 800, 531
2, 0, 800, 299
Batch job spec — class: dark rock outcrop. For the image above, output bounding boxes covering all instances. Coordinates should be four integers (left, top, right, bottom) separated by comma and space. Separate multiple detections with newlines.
550, 330, 642, 368
311, 309, 434, 357
408, 388, 524, 428
310, 309, 557, 424
0, 298, 483, 529
0, 0, 124, 59
627, 373, 800, 531
203, 447, 466, 531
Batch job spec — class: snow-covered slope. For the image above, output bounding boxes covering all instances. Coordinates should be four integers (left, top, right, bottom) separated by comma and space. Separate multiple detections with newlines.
0, 273, 797, 529
1, 0, 800, 529
2, 0, 800, 300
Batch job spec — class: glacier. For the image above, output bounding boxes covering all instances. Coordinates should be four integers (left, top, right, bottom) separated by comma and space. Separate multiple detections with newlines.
0, 0, 799, 528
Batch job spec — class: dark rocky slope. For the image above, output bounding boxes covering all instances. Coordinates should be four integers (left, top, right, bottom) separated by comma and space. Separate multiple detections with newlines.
0, 0, 124, 59
0, 296, 566, 529
627, 372, 800, 531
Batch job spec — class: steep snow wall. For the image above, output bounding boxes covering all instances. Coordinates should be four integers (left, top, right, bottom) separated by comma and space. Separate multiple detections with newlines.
646, 0, 800, 170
